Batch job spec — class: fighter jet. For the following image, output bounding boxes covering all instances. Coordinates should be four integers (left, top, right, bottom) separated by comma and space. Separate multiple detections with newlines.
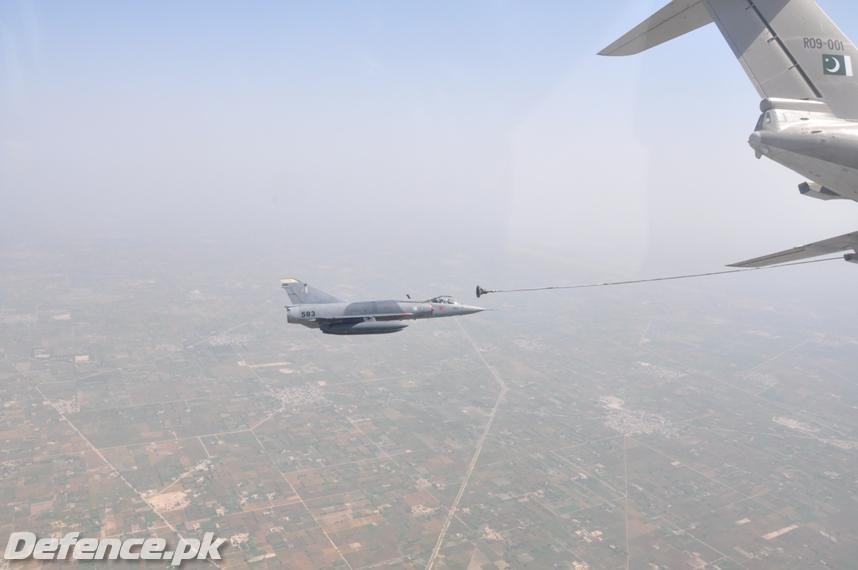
280, 278, 485, 335
600, 0, 858, 267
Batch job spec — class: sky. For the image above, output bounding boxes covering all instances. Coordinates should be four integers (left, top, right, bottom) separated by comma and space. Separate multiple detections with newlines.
2, 0, 858, 279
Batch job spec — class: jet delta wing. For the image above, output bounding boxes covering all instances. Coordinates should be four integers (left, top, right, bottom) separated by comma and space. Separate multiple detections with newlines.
601, 0, 858, 267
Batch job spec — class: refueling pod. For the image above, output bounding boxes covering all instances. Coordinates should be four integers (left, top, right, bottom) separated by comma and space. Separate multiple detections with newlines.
799, 181, 845, 201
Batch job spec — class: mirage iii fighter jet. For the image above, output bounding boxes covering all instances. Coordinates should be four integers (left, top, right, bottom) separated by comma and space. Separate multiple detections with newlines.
601, 0, 858, 267
280, 278, 485, 335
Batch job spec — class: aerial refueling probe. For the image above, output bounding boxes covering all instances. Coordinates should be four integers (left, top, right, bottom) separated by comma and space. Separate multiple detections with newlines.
475, 256, 844, 298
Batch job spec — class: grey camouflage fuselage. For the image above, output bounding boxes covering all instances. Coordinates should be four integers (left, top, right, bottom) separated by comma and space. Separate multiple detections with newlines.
281, 279, 484, 335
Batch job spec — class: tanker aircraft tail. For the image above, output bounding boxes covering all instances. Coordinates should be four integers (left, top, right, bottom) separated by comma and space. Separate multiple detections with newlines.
600, 0, 858, 120
602, 0, 858, 267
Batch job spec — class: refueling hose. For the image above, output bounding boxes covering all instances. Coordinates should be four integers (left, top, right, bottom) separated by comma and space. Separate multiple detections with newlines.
476, 256, 844, 298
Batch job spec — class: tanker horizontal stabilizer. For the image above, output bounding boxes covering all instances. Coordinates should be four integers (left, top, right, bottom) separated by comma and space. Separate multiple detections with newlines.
729, 230, 858, 267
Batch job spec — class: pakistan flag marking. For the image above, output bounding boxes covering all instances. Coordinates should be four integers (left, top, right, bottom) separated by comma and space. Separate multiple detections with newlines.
823, 54, 853, 76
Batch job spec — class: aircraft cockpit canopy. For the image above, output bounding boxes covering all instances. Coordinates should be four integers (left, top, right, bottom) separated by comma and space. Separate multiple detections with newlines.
429, 296, 458, 305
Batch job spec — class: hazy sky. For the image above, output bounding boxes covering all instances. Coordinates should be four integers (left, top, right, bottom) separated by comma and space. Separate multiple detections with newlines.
3, 0, 858, 275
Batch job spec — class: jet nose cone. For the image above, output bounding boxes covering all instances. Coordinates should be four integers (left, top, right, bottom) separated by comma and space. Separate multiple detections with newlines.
461, 305, 486, 315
